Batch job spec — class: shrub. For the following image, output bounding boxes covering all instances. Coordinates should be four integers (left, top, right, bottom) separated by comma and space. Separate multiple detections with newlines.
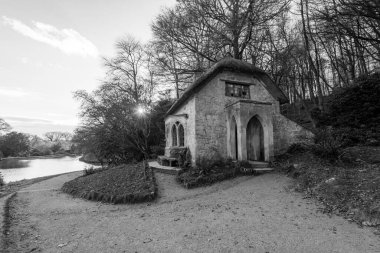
83, 166, 97, 176
287, 143, 311, 154
177, 158, 242, 188
278, 151, 380, 226
312, 128, 343, 160
30, 145, 53, 156
51, 142, 63, 153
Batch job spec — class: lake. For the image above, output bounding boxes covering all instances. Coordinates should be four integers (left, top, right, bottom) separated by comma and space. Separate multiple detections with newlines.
0, 156, 91, 183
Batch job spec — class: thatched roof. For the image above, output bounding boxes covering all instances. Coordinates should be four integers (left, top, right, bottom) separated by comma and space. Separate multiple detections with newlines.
166, 58, 288, 116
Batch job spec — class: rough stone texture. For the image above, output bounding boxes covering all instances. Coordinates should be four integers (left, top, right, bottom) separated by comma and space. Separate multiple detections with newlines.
273, 114, 314, 155
165, 96, 196, 163
226, 101, 274, 161
165, 68, 314, 165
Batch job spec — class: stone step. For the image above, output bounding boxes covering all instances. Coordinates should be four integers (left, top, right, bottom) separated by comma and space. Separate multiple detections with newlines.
240, 167, 274, 174
149, 161, 182, 175
252, 168, 274, 172
248, 161, 270, 168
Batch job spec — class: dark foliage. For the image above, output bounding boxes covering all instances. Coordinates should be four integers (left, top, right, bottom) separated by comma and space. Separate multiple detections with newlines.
147, 99, 175, 149
329, 74, 380, 128
312, 128, 343, 161
286, 143, 311, 154
176, 158, 256, 189
316, 73, 380, 146
62, 163, 157, 204
83, 166, 97, 176
0, 132, 31, 157
276, 151, 380, 227
73, 98, 174, 165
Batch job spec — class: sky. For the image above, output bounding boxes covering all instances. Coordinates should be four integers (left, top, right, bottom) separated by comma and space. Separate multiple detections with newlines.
0, 0, 175, 136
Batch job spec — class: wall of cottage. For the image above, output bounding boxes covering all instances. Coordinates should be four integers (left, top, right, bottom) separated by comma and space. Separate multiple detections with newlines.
166, 70, 314, 165
164, 95, 197, 163
194, 71, 277, 163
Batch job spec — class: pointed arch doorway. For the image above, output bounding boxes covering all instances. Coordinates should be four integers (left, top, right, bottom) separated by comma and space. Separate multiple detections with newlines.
247, 116, 264, 161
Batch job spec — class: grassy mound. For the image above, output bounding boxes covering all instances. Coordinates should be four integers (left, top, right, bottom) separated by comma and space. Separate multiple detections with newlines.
275, 148, 380, 228
62, 163, 157, 204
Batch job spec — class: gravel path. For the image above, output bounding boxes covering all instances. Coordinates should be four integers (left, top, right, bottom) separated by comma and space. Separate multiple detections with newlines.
3, 171, 380, 253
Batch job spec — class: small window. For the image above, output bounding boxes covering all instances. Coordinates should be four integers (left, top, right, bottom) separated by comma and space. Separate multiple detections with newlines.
171, 125, 177, 146
225, 82, 250, 99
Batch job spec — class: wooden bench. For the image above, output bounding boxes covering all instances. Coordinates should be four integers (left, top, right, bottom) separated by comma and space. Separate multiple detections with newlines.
158, 156, 178, 167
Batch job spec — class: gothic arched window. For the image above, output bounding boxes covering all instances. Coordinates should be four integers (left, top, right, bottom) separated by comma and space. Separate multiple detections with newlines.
171, 124, 177, 146
178, 124, 184, 146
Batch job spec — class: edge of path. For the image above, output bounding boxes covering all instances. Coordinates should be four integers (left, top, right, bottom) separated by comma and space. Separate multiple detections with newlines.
0, 171, 82, 251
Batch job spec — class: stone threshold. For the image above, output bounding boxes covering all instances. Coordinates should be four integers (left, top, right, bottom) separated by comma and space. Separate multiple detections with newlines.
149, 161, 182, 175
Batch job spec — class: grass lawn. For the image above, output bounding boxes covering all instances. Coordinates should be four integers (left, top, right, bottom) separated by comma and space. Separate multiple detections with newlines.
62, 163, 157, 204
275, 148, 380, 228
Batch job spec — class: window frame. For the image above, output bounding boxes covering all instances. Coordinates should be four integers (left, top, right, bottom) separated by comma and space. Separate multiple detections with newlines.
171, 122, 185, 147
225, 81, 251, 99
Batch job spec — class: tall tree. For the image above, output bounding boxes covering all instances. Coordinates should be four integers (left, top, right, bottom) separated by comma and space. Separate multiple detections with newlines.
152, 0, 290, 69
0, 132, 30, 157
74, 36, 158, 165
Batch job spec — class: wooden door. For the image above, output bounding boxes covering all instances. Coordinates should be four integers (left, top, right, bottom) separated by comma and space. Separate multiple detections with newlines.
247, 117, 264, 161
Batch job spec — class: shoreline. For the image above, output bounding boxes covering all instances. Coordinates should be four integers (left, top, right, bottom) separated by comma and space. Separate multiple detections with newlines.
1, 154, 77, 161
0, 171, 81, 199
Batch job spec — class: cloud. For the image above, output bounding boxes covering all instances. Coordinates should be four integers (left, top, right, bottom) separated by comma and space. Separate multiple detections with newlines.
0, 87, 41, 99
2, 16, 99, 58
3, 116, 51, 124
1, 116, 77, 136
20, 57, 66, 70
0, 87, 28, 97
21, 57, 29, 64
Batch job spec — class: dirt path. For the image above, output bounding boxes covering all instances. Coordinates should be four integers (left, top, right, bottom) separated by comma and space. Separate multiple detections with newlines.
3, 172, 380, 253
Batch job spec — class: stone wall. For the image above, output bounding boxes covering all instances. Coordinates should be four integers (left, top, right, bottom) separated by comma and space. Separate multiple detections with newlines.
166, 69, 313, 165
272, 114, 314, 155
194, 75, 228, 163
194, 71, 277, 163
164, 96, 197, 163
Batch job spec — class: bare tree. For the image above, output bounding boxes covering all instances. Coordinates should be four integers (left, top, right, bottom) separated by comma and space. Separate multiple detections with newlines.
0, 118, 11, 135
152, 0, 290, 67
74, 36, 159, 167
44, 132, 72, 142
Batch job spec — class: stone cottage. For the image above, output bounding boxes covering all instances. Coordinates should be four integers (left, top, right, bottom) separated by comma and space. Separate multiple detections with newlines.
163, 58, 313, 166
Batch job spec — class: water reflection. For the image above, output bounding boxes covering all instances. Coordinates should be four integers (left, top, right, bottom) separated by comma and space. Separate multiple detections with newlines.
0, 159, 30, 169
0, 156, 90, 183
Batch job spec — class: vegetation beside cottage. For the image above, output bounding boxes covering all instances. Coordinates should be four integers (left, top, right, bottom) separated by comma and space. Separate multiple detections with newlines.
276, 146, 380, 227
176, 158, 261, 188
62, 163, 157, 204
273, 74, 380, 227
